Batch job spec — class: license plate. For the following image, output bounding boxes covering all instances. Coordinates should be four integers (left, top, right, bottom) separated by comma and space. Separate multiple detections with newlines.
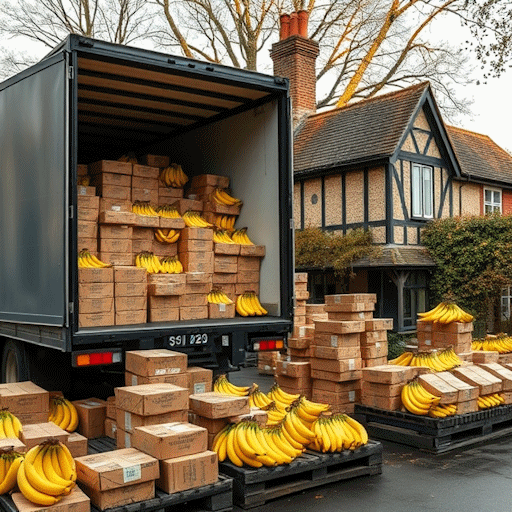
168, 334, 209, 347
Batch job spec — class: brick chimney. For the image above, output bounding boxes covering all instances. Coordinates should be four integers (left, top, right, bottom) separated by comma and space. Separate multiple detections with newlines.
271, 10, 319, 125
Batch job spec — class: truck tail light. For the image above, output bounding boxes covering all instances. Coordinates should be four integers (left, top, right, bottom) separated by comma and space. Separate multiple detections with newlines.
253, 339, 284, 351
73, 350, 122, 367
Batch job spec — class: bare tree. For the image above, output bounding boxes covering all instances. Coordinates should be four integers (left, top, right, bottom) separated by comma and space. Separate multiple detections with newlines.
0, 0, 157, 80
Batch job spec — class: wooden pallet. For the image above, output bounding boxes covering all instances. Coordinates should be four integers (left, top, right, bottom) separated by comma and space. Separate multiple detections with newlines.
355, 404, 512, 454
219, 440, 383, 509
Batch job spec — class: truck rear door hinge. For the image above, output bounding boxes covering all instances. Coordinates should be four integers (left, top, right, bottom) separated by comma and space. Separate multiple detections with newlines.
68, 66, 74, 79
69, 302, 74, 314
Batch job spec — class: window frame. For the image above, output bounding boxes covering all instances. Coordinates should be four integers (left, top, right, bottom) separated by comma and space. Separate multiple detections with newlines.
484, 187, 502, 214
411, 163, 434, 220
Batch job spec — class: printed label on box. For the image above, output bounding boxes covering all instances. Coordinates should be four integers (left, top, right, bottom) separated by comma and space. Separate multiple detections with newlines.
359, 312, 364, 319
125, 432, 131, 448
125, 412, 132, 431
164, 423, 190, 432
131, 375, 138, 386
335, 296, 341, 303
154, 368, 180, 376
426, 339, 431, 345
300, 326, 305, 337
194, 383, 206, 394
83, 401, 101, 407
112, 205, 121, 211
219, 303, 226, 312
349, 391, 355, 402
123, 465, 141, 483
330, 335, 338, 347
349, 359, 355, 370
375, 342, 380, 349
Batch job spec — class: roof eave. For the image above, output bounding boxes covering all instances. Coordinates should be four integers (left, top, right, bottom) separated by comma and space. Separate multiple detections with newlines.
294, 155, 390, 180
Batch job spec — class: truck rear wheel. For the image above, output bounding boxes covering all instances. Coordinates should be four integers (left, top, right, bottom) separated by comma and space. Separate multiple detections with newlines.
1, 339, 29, 383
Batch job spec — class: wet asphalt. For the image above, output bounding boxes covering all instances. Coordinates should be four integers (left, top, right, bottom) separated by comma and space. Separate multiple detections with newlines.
229, 366, 512, 512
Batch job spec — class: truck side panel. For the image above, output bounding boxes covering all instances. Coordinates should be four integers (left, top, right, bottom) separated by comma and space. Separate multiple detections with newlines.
0, 54, 68, 326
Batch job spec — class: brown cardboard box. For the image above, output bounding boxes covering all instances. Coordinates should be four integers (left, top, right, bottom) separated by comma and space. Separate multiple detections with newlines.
116, 309, 147, 326
133, 214, 160, 228
235, 283, 260, 295
105, 418, 117, 439
125, 350, 187, 377
77, 208, 99, 222
288, 337, 311, 350
106, 396, 116, 419
78, 267, 114, 284
360, 393, 402, 411
80, 480, 155, 511
77, 236, 98, 251
469, 366, 503, 392
186, 281, 212, 295
132, 227, 154, 240
472, 351, 500, 364
181, 252, 214, 273
324, 302, 375, 313
360, 330, 388, 345
312, 379, 361, 394
100, 252, 133, 266
213, 273, 237, 285
98, 185, 132, 201
190, 174, 229, 189
115, 295, 147, 312
72, 398, 107, 439
117, 409, 188, 433
115, 384, 189, 416
0, 437, 26, 452
66, 432, 88, 457
215, 255, 238, 273
79, 311, 115, 328
99, 238, 132, 253
148, 306, 180, 322
157, 451, 218, 493
98, 210, 137, 225
275, 374, 311, 390
79, 282, 114, 299
276, 360, 310, 378
180, 227, 213, 241
310, 368, 362, 382
77, 194, 100, 211
311, 387, 360, 405
12, 486, 90, 512
132, 176, 159, 190
172, 199, 204, 215
328, 311, 374, 322
0, 381, 49, 415
99, 224, 133, 239
435, 372, 479, 402
78, 220, 98, 239
325, 293, 376, 304
360, 343, 389, 359
236, 257, 261, 272
361, 365, 420, 384
143, 154, 170, 168
418, 373, 459, 404
187, 367, 213, 395
478, 363, 512, 391
76, 448, 159, 491
132, 239, 153, 253
116, 427, 132, 449
93, 172, 131, 188
133, 164, 160, 179
188, 413, 227, 435
99, 198, 132, 213
132, 188, 159, 204
189, 392, 250, 419
20, 422, 69, 449
314, 320, 365, 335
180, 306, 209, 320
89, 160, 133, 176
148, 273, 186, 295
236, 270, 260, 284
79, 297, 114, 315
360, 380, 402, 398
456, 400, 479, 414
158, 187, 184, 203
363, 356, 389, 368
208, 303, 236, 319
132, 422, 208, 460
125, 371, 188, 388
178, 239, 213, 252
159, 217, 186, 229
310, 357, 362, 373
452, 366, 498, 395
214, 242, 241, 256
239, 245, 265, 257
179, 294, 208, 307
115, 282, 147, 297
292, 324, 315, 339
312, 345, 361, 359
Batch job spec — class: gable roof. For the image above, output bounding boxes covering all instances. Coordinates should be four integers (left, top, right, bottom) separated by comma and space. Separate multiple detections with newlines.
446, 126, 512, 185
293, 82, 460, 178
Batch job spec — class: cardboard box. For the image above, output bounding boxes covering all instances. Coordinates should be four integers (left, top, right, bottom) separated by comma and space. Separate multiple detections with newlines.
236, 270, 260, 284
178, 239, 214, 253
239, 245, 265, 257
213, 273, 237, 285
77, 194, 100, 210
312, 345, 361, 359
361, 365, 420, 384
132, 227, 154, 240
115, 384, 189, 416
117, 409, 188, 433
328, 311, 374, 322
189, 392, 250, 419
180, 293, 208, 307
148, 306, 180, 322
360, 380, 402, 398
125, 371, 188, 388
180, 305, 209, 320
180, 227, 213, 242
157, 451, 218, 493
78, 268, 115, 284
365, 318, 394, 331
452, 366, 498, 395
0, 381, 49, 415
148, 273, 186, 295
125, 350, 187, 377
132, 175, 159, 190
66, 432, 88, 457
132, 422, 208, 460
310, 357, 362, 373
93, 172, 131, 188
360, 330, 388, 345
99, 252, 133, 266
276, 360, 310, 378
158, 187, 184, 203
99, 238, 132, 254
106, 396, 116, 419
208, 303, 236, 319
360, 393, 402, 410
99, 211, 137, 226
181, 252, 214, 273
0, 437, 25, 452
143, 154, 170, 168
190, 174, 229, 189
215, 255, 239, 273
360, 342, 388, 359
77, 208, 99, 222
435, 372, 479, 402
72, 398, 107, 439
324, 302, 375, 313
214, 242, 240, 256
11, 486, 90, 512
275, 374, 311, 390
311, 387, 360, 405
288, 337, 311, 350
77, 220, 98, 239
76, 448, 159, 491
309, 368, 362, 383
133, 164, 160, 179
325, 293, 376, 304
116, 427, 132, 449
478, 363, 512, 391
99, 224, 133, 239
79, 282, 114, 299
79, 297, 114, 315
132, 239, 153, 253
472, 351, 500, 364
456, 400, 479, 414
79, 311, 115, 328
187, 413, 227, 435
132, 187, 158, 204
89, 160, 133, 176
80, 480, 154, 511
187, 367, 213, 395
20, 422, 69, 449
98, 184, 132, 201
115, 295, 147, 312
159, 217, 186, 229
116, 309, 147, 326
133, 214, 160, 228
99, 198, 132, 213
363, 356, 389, 368
115, 282, 147, 297
105, 418, 117, 440
314, 320, 365, 335
418, 373, 459, 404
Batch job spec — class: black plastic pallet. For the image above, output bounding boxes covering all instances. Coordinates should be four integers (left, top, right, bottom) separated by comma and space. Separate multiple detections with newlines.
219, 440, 383, 509
355, 404, 512, 454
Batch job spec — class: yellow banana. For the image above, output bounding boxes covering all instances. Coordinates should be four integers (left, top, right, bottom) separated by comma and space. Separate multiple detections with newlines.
17, 459, 62, 506
0, 454, 22, 494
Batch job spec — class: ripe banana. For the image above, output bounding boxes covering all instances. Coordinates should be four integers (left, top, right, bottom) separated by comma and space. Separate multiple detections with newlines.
78, 249, 111, 269
0, 451, 24, 494
213, 229, 236, 244
477, 393, 504, 409
235, 293, 267, 317
214, 214, 237, 231
49, 398, 79, 433
207, 290, 234, 305
213, 375, 250, 396
182, 210, 214, 228
418, 301, 473, 324
159, 163, 188, 188
159, 255, 184, 274
211, 188, 243, 207
401, 381, 438, 415
155, 205, 182, 219
155, 228, 181, 244
232, 228, 254, 245
472, 336, 512, 354
390, 349, 461, 371
132, 201, 159, 216
135, 252, 167, 274
0, 410, 22, 439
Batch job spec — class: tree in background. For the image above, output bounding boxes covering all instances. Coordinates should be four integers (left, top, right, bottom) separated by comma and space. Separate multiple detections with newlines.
421, 214, 512, 332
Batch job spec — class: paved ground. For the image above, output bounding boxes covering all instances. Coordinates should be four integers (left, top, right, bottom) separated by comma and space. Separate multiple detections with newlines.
228, 365, 512, 512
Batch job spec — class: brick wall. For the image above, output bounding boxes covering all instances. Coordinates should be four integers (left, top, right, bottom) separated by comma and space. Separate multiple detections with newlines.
502, 189, 512, 214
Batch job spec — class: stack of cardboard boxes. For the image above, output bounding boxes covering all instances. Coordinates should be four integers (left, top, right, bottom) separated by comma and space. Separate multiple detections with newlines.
114, 266, 148, 325
275, 360, 311, 398
78, 267, 115, 328
417, 321, 473, 362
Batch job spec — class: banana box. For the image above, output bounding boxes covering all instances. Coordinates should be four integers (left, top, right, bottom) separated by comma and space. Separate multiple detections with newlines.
186, 367, 213, 395
189, 392, 250, 419
143, 154, 170, 168
71, 398, 107, 439
20, 422, 69, 450
12, 486, 90, 512
133, 164, 160, 179
65, 432, 88, 457
124, 371, 188, 387
0, 437, 25, 452
125, 349, 187, 377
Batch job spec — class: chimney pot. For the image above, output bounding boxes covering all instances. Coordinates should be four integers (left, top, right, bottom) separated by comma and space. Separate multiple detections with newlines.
298, 10, 309, 38
289, 12, 298, 37
280, 13, 290, 40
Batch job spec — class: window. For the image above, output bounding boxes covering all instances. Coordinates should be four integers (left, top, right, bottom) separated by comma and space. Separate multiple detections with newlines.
484, 188, 502, 214
411, 164, 433, 219
502, 287, 512, 320
403, 272, 428, 328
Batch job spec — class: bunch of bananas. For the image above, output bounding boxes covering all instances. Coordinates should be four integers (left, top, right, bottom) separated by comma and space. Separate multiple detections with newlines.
401, 380, 443, 416
0, 450, 24, 494
472, 336, 512, 353
77, 175, 90, 186
263, 403, 287, 426
267, 384, 300, 410
154, 228, 180, 244
207, 290, 234, 305
161, 256, 184, 274
212, 420, 302, 467
309, 414, 368, 452
156, 205, 182, 219
232, 228, 254, 245
428, 403, 458, 418
159, 164, 188, 188
211, 188, 242, 207
118, 153, 138, 164
249, 385, 274, 409
132, 201, 159, 216
0, 411, 22, 439
213, 375, 250, 396
418, 302, 473, 323
477, 393, 504, 409
235, 292, 267, 317
213, 230, 236, 244
49, 397, 79, 433
17, 441, 76, 506
389, 348, 462, 371
214, 214, 236, 231
183, 211, 214, 228
77, 249, 111, 269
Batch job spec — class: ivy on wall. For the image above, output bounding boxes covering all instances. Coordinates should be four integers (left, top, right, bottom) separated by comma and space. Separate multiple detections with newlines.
295, 227, 374, 277
421, 214, 512, 326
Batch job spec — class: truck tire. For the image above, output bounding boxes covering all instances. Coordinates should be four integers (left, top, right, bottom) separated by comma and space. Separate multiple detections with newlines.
1, 339, 30, 383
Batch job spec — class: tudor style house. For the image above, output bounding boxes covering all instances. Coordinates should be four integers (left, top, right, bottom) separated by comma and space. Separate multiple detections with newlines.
271, 13, 512, 332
